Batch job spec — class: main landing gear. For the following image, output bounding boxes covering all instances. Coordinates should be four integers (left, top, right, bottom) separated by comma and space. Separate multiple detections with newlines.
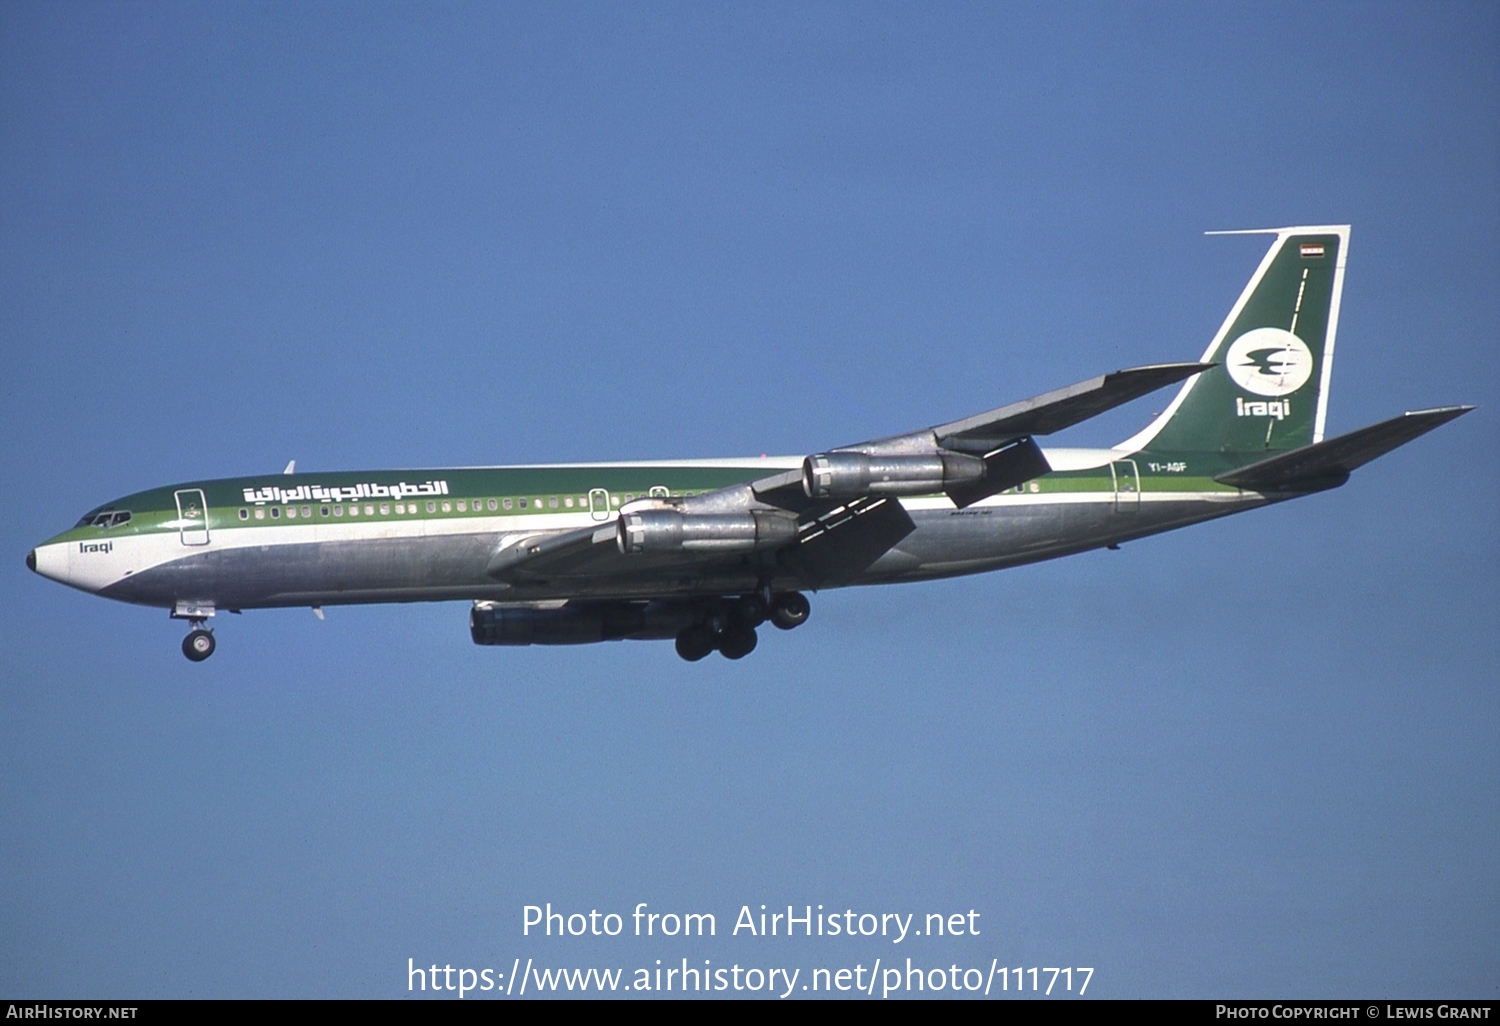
182, 624, 216, 662
673, 592, 810, 662
769, 591, 810, 630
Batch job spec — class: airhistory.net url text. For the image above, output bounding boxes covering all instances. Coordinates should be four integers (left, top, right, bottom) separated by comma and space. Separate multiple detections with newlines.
407, 957, 1093, 997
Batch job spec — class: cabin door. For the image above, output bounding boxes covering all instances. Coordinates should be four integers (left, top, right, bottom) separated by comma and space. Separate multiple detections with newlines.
174, 489, 211, 545
1110, 460, 1140, 513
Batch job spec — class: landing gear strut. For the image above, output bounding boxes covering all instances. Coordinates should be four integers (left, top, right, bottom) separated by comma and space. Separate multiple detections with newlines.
182, 624, 216, 662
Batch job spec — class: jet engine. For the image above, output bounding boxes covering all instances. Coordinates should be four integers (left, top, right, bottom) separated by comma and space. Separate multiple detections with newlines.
801, 451, 985, 501
616, 509, 798, 555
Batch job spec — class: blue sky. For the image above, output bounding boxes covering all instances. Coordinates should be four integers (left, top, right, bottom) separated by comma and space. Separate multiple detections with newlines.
2, 1, 1496, 998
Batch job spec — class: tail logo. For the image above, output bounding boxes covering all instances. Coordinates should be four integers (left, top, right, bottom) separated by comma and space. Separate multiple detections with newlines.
1224, 327, 1314, 398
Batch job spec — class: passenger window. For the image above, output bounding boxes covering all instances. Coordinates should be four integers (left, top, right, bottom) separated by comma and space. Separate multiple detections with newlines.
301, 506, 311, 518
426, 501, 436, 513
321, 506, 329, 517
288, 507, 298, 519
548, 497, 558, 509
239, 509, 249, 520
364, 504, 374, 516
503, 498, 513, 510
491, 499, 501, 511
457, 500, 466, 512
564, 496, 574, 508
395, 503, 406, 514
333, 506, 343, 517
271, 507, 281, 519
349, 505, 359, 517
379, 503, 390, 515
255, 508, 266, 520
442, 501, 451, 512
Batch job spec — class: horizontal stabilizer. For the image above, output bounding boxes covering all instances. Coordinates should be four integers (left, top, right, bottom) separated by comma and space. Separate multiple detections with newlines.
933, 362, 1213, 454
1215, 406, 1473, 491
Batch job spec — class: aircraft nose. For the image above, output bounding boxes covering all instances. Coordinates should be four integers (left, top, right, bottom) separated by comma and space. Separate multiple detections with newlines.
28, 541, 74, 586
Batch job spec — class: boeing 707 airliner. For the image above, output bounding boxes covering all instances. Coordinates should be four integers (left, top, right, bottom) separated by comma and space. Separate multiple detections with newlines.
27, 226, 1471, 661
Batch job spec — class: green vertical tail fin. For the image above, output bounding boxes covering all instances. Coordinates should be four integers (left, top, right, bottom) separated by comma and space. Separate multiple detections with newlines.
1119, 226, 1349, 468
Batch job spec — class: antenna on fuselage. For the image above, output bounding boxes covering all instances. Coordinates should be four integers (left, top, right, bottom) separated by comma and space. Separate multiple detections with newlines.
283, 460, 296, 475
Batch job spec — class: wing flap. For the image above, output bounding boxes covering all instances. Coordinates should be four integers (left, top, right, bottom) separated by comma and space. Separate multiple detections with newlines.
781, 496, 917, 585
945, 436, 1053, 508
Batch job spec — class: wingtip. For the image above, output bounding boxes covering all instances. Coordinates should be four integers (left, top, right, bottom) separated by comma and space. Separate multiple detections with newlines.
1406, 404, 1475, 418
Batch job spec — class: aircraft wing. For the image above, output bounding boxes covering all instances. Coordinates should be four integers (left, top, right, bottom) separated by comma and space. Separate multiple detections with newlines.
752, 360, 1210, 512
1215, 406, 1474, 491
488, 361, 1209, 588
861, 362, 1213, 455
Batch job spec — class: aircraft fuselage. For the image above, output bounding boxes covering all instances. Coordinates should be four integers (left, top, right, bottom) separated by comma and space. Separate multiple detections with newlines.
29, 448, 1271, 613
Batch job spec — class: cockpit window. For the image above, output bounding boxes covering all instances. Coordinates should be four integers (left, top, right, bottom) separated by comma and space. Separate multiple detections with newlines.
76, 508, 131, 528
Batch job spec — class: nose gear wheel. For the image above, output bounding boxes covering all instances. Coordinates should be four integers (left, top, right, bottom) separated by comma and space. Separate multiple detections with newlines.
182, 628, 216, 662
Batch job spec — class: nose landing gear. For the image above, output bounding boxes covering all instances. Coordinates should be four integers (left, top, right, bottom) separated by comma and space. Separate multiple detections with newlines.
171, 602, 218, 662
182, 625, 216, 662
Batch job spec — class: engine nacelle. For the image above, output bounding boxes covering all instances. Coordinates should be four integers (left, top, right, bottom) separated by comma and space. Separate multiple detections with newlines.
470, 600, 696, 646
616, 509, 798, 555
802, 451, 985, 500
